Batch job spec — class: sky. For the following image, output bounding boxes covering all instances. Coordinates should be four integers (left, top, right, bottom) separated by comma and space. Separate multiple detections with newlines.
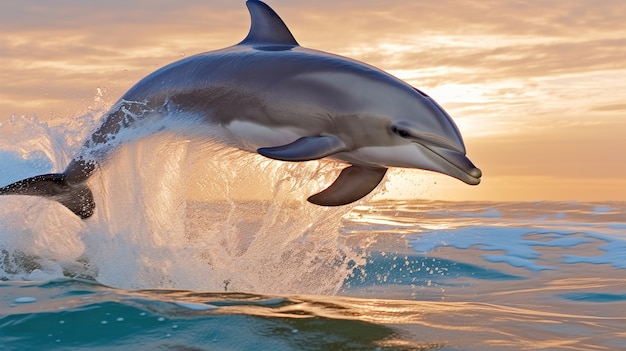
0, 0, 625, 202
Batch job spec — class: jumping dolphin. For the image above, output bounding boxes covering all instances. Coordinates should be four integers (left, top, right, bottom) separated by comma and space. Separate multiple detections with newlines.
0, 0, 481, 219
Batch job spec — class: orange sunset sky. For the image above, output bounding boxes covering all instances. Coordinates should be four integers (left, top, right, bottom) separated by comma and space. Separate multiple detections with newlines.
0, 0, 625, 202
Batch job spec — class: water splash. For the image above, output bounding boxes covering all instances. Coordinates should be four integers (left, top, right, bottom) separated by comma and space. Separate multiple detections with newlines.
0, 113, 367, 295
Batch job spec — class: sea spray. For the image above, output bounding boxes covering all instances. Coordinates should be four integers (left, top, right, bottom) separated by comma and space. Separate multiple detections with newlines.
0, 115, 90, 281
84, 133, 363, 294
0, 113, 369, 294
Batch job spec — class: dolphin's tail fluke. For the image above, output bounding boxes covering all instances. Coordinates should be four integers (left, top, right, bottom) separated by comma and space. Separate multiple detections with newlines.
0, 173, 94, 219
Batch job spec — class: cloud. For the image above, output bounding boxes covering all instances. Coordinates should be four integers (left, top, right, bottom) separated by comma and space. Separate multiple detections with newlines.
589, 103, 626, 112
2, 0, 624, 118
468, 119, 626, 179
335, 37, 626, 88
0, 0, 623, 124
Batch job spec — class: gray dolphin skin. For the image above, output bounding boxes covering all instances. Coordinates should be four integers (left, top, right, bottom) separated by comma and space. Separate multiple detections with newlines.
0, 0, 481, 219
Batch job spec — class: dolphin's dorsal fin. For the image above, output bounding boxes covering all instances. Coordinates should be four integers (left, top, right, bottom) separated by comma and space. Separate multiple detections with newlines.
239, 0, 299, 46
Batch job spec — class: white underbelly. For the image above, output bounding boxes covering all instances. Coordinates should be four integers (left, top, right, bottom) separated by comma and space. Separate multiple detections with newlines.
225, 120, 303, 151
341, 144, 434, 169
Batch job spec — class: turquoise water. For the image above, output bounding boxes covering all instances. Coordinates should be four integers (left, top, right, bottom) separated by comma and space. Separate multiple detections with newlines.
1, 115, 625, 350
2, 201, 624, 350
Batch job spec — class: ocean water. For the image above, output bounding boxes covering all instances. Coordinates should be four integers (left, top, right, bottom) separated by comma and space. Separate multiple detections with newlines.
1, 114, 625, 350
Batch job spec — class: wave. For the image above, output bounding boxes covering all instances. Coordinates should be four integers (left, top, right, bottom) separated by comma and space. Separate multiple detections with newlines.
4, 279, 625, 351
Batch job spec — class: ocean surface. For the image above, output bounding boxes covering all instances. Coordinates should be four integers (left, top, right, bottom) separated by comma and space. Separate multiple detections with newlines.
1, 114, 625, 350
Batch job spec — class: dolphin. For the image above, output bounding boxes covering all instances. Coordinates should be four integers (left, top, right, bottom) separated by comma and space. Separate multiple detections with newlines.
0, 0, 481, 219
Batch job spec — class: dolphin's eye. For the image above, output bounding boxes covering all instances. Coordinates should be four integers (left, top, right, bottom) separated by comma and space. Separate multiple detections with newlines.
391, 126, 411, 138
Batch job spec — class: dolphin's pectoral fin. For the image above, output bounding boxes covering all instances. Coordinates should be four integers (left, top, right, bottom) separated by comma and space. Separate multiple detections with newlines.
0, 174, 95, 219
257, 135, 347, 161
308, 166, 387, 206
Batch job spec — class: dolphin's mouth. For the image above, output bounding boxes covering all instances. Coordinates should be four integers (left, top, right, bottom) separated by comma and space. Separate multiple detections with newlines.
389, 122, 481, 185
420, 143, 482, 185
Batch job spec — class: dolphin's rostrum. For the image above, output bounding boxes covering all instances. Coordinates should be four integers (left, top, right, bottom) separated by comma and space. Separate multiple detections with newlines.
0, 0, 481, 219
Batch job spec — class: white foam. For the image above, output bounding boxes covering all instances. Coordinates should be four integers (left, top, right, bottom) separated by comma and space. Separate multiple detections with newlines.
411, 222, 626, 271
13, 296, 37, 304
593, 205, 613, 213
484, 255, 554, 271
174, 301, 218, 311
